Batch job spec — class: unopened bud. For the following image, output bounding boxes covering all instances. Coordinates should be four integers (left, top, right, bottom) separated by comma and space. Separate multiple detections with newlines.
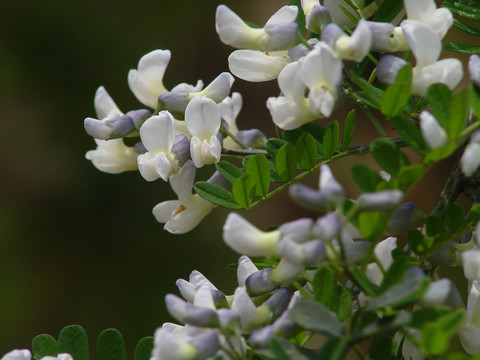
236, 129, 267, 149
126, 109, 151, 129
357, 190, 403, 211
264, 287, 291, 319
314, 212, 341, 242
387, 202, 425, 236
171, 134, 190, 165
469, 54, 480, 88
306, 4, 331, 33
245, 268, 278, 296
377, 54, 408, 85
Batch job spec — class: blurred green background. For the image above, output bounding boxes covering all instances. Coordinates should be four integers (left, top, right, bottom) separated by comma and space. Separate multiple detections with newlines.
0, 0, 474, 357
0, 0, 297, 356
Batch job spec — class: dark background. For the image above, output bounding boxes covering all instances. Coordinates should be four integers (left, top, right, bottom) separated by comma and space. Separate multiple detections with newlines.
0, 0, 472, 357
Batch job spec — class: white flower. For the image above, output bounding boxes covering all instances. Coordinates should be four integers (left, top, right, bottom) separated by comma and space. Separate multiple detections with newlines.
231, 287, 269, 331
323, 21, 372, 63
187, 72, 234, 104
458, 281, 480, 355
137, 111, 181, 181
419, 111, 448, 149
185, 97, 222, 168
300, 43, 342, 117
1, 350, 31, 360
461, 140, 480, 177
401, 20, 463, 96
404, 0, 453, 40
365, 237, 397, 286
216, 5, 299, 51
228, 50, 290, 82
267, 62, 318, 130
152, 161, 216, 234
128, 50, 171, 109
223, 213, 281, 256
219, 92, 243, 149
85, 138, 138, 174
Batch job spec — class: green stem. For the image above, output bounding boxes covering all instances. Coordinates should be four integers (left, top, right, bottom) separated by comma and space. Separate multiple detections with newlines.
430, 163, 463, 218
352, 344, 367, 360
222, 126, 248, 149
460, 120, 480, 138
247, 138, 407, 209
222, 148, 267, 156
361, 105, 388, 137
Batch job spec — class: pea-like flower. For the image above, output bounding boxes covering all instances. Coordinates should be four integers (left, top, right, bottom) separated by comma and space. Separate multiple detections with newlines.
153, 161, 216, 234
185, 97, 222, 168
215, 5, 299, 51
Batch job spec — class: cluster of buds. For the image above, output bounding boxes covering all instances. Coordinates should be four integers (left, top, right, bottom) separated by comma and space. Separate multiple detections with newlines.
152, 257, 300, 360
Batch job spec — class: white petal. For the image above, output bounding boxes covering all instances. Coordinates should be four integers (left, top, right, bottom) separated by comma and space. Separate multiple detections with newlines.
419, 111, 448, 149
155, 152, 173, 181
193, 285, 216, 309
152, 200, 180, 223
324, 0, 357, 27
300, 43, 342, 93
219, 92, 242, 131
215, 5, 264, 49
85, 139, 138, 174
308, 87, 335, 117
412, 58, 463, 96
237, 256, 259, 287
185, 97, 221, 140
266, 96, 316, 130
139, 112, 175, 153
128, 50, 171, 109
190, 270, 218, 290
94, 86, 122, 119
231, 287, 263, 331
335, 21, 372, 62
265, 5, 298, 26
402, 20, 440, 69
223, 213, 281, 256
1, 350, 31, 360
137, 153, 160, 181
270, 259, 305, 283
461, 143, 480, 176
170, 160, 196, 205
365, 237, 397, 286
164, 195, 215, 234
404, 0, 436, 21
228, 50, 289, 82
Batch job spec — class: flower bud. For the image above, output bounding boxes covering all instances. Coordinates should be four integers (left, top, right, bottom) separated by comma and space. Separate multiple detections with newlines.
469, 54, 480, 88
236, 129, 267, 149
461, 141, 480, 177
188, 72, 235, 104
377, 54, 408, 85
264, 287, 291, 319
171, 134, 190, 165
278, 218, 314, 243
264, 22, 299, 51
165, 294, 219, 327
313, 212, 341, 242
387, 202, 424, 236
305, 5, 331, 33
1, 350, 31, 360
84, 115, 135, 140
237, 255, 259, 287
356, 190, 403, 211
289, 183, 330, 212
223, 213, 281, 256
270, 259, 305, 284
245, 268, 279, 296
365, 21, 396, 52
126, 109, 152, 129
420, 111, 448, 150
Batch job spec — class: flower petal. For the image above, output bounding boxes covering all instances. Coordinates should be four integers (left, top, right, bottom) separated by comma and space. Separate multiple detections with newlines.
228, 50, 289, 82
185, 97, 221, 140
94, 86, 122, 119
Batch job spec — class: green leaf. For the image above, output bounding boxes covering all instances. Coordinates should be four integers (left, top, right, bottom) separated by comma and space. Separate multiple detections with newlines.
406, 228, 429, 255
337, 284, 353, 321
341, 110, 356, 151
215, 161, 244, 184
423, 143, 458, 164
194, 182, 242, 209
296, 133, 318, 170
447, 87, 469, 139
266, 138, 288, 159
358, 211, 387, 241
425, 215, 445, 237
351, 164, 383, 192
313, 267, 335, 305
57, 325, 89, 360
467, 203, 480, 226
349, 74, 384, 108
372, 0, 404, 22
289, 300, 344, 336
232, 175, 256, 209
368, 334, 395, 360
32, 334, 57, 359
453, 18, 480, 36
270, 337, 315, 360
268, 159, 284, 183
445, 203, 465, 233
470, 85, 480, 119
421, 311, 465, 356
352, 310, 411, 341
381, 64, 412, 117
370, 138, 409, 176
317, 337, 348, 360
427, 83, 452, 128
397, 164, 426, 189
411, 306, 453, 329
245, 154, 270, 197
445, 43, 480, 54
97, 329, 127, 360
349, 265, 377, 296
443, 0, 480, 20
275, 143, 297, 182
379, 255, 410, 292
391, 115, 429, 155
134, 337, 154, 360
322, 121, 340, 159
366, 278, 430, 310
